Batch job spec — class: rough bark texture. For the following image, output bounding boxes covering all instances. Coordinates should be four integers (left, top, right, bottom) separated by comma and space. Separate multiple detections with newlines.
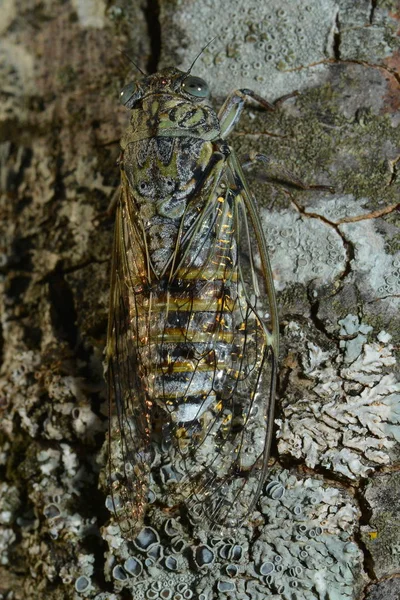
0, 1, 399, 599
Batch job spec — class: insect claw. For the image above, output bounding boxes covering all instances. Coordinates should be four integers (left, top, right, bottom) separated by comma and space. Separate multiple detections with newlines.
273, 89, 300, 108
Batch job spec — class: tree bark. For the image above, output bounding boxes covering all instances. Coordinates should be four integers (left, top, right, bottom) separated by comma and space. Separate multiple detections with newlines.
1, 1, 399, 599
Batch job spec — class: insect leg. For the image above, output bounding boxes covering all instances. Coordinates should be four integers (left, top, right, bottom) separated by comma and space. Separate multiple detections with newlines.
218, 89, 299, 139
218, 89, 274, 138
242, 153, 335, 193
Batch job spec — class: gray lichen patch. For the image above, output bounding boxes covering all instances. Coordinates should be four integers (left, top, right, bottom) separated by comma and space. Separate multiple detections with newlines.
277, 318, 400, 479
0, 482, 20, 567
161, 0, 400, 108
161, 0, 338, 99
261, 201, 347, 291
100, 468, 365, 599
0, 431, 102, 596
282, 194, 400, 316
0, 345, 104, 444
0, 39, 36, 125
71, 0, 107, 29
360, 472, 400, 579
254, 469, 364, 599
339, 217, 400, 315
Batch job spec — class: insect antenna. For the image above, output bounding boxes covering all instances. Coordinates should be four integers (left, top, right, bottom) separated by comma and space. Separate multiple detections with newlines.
118, 50, 147, 76
186, 36, 218, 74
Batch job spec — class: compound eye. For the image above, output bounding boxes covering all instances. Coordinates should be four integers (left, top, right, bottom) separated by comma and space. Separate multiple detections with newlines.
119, 82, 139, 106
181, 76, 210, 98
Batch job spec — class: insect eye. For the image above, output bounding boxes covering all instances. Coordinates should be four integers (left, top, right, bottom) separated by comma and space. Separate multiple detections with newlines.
181, 76, 210, 98
119, 82, 139, 106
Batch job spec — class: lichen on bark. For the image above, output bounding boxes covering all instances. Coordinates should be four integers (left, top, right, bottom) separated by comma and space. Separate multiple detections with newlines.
0, 1, 399, 599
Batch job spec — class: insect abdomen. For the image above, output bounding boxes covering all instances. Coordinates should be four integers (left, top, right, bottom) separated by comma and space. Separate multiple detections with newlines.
138, 278, 237, 424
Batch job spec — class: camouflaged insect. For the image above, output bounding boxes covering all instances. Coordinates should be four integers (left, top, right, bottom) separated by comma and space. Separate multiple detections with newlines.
105, 65, 278, 537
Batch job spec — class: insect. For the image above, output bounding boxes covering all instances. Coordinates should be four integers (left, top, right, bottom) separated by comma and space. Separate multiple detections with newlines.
105, 62, 279, 537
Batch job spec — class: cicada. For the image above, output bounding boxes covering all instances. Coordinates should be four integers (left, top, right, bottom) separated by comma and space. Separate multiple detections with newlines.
106, 65, 278, 537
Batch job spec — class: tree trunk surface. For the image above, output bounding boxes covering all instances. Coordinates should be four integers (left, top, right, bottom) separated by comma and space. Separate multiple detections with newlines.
1, 1, 399, 599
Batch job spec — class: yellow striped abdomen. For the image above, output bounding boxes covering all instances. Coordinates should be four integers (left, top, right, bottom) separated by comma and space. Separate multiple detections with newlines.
135, 277, 243, 424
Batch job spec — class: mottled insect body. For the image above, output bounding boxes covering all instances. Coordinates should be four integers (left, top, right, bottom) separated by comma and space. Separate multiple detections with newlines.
106, 67, 278, 536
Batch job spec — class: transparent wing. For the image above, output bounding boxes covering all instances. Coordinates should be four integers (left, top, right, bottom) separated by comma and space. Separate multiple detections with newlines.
106, 151, 278, 534
156, 150, 278, 531
106, 182, 152, 539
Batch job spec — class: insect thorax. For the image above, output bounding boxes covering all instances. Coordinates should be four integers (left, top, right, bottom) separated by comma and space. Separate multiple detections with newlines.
121, 93, 221, 147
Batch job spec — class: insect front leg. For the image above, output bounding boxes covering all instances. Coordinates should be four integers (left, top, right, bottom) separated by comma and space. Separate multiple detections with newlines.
218, 89, 274, 139
218, 89, 298, 139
